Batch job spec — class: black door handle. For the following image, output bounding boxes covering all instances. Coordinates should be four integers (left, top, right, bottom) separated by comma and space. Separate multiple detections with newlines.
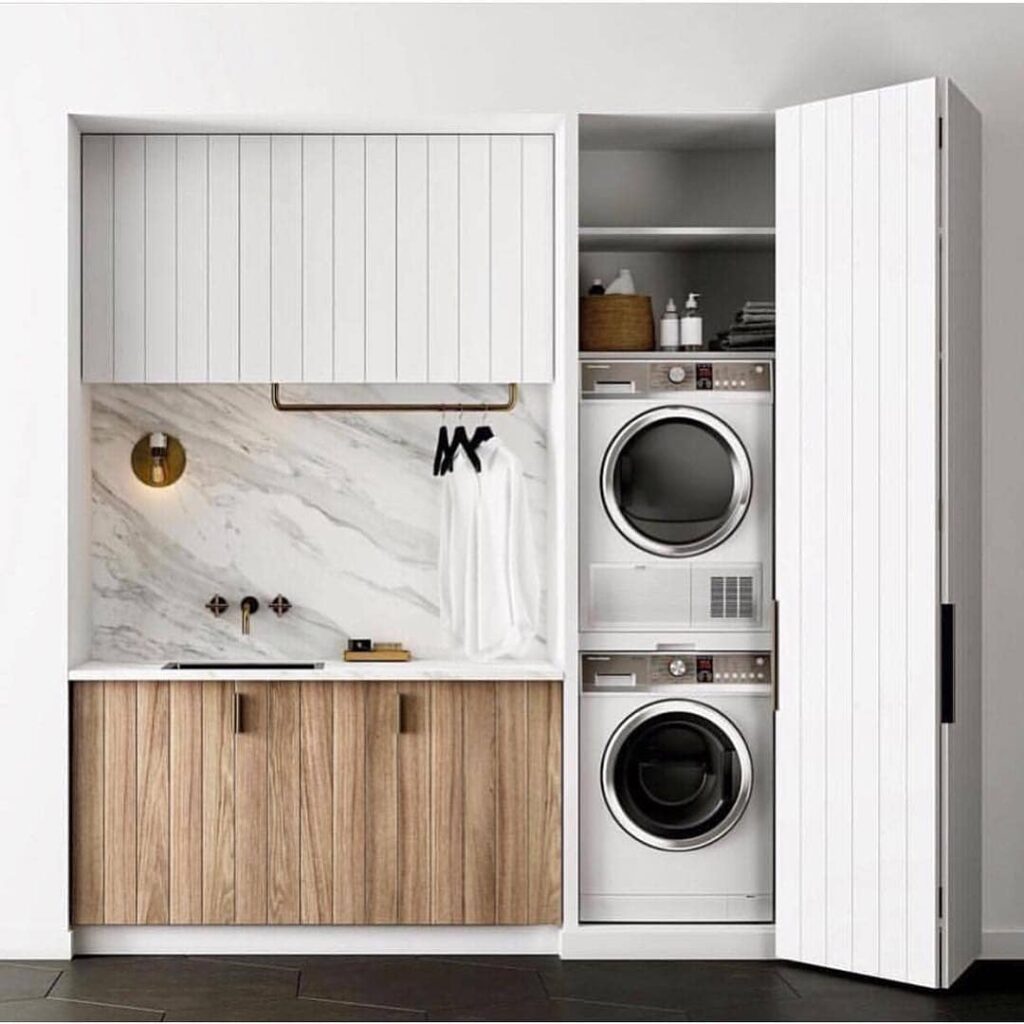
941, 604, 955, 724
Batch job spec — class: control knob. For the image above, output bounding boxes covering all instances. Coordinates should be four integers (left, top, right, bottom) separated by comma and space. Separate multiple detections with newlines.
668, 658, 687, 678
667, 365, 686, 385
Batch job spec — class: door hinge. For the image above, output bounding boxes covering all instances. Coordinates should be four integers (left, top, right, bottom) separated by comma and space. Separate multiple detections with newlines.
938, 116, 943, 149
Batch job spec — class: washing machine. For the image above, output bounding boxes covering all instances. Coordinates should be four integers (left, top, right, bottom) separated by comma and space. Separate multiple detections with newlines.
580, 650, 773, 923
580, 354, 773, 650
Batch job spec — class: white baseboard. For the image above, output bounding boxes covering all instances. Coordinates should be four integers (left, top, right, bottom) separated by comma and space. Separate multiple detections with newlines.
0, 926, 73, 960
74, 923, 776, 959
982, 929, 1024, 959
73, 925, 560, 957
559, 924, 776, 959
65, 925, 1018, 963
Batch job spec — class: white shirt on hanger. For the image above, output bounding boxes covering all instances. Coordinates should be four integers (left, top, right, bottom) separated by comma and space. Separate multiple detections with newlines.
438, 435, 541, 660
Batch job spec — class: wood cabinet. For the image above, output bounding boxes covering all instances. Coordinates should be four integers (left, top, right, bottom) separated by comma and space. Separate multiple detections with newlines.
81, 133, 555, 385
71, 679, 561, 926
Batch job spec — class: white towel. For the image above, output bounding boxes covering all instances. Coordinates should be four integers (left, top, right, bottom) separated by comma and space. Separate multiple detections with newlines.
438, 437, 541, 660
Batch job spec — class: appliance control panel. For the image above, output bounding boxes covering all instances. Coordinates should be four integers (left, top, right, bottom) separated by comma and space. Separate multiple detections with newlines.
696, 361, 772, 392
582, 652, 772, 691
581, 359, 773, 397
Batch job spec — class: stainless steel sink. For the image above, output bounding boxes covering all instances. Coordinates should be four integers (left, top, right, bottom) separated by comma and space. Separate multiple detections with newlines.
162, 661, 325, 670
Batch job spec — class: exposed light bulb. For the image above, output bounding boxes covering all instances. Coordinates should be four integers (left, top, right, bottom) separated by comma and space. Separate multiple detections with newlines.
149, 432, 169, 486
132, 430, 184, 488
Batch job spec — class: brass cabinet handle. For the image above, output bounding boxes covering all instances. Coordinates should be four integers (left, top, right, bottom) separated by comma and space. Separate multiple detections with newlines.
234, 692, 243, 734
396, 691, 405, 735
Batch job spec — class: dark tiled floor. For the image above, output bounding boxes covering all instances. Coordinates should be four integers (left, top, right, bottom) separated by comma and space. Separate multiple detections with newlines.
0, 956, 1021, 1021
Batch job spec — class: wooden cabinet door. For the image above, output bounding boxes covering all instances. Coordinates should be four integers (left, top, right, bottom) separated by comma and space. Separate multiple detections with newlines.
71, 679, 301, 926
363, 679, 562, 926
71, 680, 235, 925
429, 680, 562, 925
270, 678, 561, 926
72, 679, 358, 927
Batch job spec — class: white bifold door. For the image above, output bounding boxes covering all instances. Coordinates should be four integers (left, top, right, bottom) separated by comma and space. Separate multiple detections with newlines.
774, 78, 981, 988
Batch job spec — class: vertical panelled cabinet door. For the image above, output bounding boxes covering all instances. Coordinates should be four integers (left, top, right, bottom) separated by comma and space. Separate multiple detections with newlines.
71, 679, 562, 927
71, 681, 236, 925
80, 133, 555, 384
774, 77, 981, 989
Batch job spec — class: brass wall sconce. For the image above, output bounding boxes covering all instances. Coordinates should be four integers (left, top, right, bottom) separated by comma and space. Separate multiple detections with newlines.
131, 431, 186, 488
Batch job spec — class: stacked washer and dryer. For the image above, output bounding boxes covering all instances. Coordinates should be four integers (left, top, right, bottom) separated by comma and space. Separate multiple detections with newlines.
579, 353, 775, 924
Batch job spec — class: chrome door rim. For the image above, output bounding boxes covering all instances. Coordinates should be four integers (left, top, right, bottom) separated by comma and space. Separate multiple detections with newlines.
600, 406, 752, 558
601, 698, 754, 852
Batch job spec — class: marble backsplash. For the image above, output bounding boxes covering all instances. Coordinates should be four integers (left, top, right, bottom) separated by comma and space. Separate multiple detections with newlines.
91, 384, 548, 662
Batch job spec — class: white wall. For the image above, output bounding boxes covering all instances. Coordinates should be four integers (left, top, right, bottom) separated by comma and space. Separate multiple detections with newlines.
1, 2, 1022, 955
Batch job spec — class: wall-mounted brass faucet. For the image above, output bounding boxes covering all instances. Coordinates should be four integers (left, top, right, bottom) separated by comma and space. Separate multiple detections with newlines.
240, 595, 259, 635
205, 593, 289, 634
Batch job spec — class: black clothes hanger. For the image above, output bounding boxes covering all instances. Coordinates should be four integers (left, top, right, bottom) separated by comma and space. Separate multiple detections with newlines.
447, 425, 482, 474
469, 424, 494, 447
432, 423, 451, 477
436, 424, 465, 476
460, 422, 498, 473
435, 422, 495, 476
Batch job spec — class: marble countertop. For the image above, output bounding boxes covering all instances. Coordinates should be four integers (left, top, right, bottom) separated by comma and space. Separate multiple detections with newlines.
68, 659, 563, 682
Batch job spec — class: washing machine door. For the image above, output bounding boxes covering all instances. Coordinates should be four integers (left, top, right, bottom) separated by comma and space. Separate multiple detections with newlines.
601, 407, 752, 557
602, 699, 753, 851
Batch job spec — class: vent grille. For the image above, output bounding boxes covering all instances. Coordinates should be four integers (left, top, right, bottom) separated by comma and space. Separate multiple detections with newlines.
710, 575, 755, 619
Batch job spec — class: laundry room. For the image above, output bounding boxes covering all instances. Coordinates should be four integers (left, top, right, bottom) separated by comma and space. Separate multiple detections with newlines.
6, 3, 1024, 1022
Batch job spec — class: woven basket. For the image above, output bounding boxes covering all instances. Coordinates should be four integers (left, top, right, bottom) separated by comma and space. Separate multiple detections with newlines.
580, 294, 655, 351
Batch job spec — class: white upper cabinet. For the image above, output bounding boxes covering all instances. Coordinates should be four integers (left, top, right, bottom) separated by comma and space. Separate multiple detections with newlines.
81, 133, 555, 383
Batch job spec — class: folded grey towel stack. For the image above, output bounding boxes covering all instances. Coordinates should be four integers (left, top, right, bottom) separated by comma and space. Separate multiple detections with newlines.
716, 300, 775, 350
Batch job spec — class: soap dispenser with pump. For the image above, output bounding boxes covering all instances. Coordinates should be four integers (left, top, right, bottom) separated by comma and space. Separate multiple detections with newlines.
680, 292, 703, 348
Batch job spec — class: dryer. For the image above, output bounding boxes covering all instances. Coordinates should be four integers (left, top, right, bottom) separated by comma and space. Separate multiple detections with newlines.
580, 650, 773, 923
580, 354, 773, 649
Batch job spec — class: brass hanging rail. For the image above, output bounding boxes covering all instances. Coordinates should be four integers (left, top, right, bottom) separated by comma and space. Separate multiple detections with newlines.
270, 382, 518, 414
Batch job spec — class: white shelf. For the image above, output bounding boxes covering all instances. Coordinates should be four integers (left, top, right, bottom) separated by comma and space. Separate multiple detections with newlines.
579, 226, 775, 252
